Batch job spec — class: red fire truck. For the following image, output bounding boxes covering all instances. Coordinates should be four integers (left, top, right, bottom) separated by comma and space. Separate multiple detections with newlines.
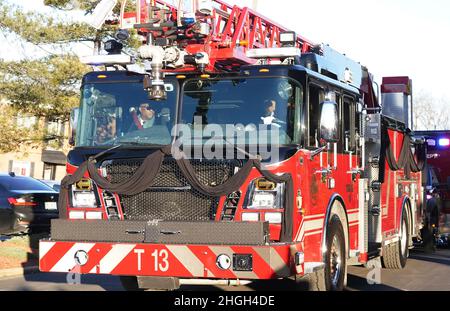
39, 0, 427, 290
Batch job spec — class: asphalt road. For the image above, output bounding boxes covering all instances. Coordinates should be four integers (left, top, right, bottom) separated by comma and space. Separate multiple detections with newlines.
0, 248, 449, 291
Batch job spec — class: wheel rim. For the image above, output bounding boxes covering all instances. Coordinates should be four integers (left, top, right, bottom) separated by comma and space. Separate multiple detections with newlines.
330, 235, 343, 287
401, 217, 408, 256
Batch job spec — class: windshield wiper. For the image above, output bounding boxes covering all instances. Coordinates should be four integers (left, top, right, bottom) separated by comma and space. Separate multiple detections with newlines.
90, 144, 123, 162
116, 139, 167, 148
199, 135, 260, 159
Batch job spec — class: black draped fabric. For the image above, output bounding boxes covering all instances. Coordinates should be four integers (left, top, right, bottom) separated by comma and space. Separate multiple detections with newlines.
58, 145, 295, 242
380, 126, 426, 182
58, 147, 168, 219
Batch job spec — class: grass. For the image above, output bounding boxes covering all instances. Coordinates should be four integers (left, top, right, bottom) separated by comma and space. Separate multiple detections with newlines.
0, 234, 47, 269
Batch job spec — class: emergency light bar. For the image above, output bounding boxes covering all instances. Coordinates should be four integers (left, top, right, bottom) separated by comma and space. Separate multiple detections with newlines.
80, 54, 133, 66
246, 47, 301, 59
439, 138, 450, 147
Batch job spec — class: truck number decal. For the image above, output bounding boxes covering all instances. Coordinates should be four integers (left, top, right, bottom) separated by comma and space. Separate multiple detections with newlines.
151, 249, 169, 272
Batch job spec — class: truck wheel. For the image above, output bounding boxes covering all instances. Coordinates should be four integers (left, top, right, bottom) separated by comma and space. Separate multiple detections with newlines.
382, 209, 409, 269
296, 214, 347, 291
119, 276, 143, 291
323, 215, 347, 291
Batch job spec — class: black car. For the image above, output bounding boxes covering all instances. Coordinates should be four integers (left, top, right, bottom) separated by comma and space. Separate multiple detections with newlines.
0, 172, 59, 235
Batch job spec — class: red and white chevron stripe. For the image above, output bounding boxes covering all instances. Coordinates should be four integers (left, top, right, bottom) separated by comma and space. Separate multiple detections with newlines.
39, 240, 297, 280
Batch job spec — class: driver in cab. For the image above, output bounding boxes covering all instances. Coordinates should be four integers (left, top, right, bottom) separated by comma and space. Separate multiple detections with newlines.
261, 100, 285, 128
130, 103, 156, 130
129, 102, 171, 132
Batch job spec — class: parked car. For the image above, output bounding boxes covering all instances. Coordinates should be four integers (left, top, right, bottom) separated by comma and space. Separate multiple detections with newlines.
0, 172, 59, 235
40, 179, 61, 192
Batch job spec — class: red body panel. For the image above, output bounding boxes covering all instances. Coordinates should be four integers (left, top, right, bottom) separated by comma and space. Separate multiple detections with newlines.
54, 126, 423, 278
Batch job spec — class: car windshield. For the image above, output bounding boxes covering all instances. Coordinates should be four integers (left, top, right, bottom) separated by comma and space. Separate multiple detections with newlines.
179, 77, 303, 146
76, 79, 178, 147
0, 177, 54, 191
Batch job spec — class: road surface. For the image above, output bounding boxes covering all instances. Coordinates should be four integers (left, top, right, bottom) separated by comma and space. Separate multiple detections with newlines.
0, 248, 449, 291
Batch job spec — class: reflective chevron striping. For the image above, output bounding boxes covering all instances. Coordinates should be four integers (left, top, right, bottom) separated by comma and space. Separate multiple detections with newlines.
39, 241, 56, 260
50, 243, 95, 272
99, 244, 136, 274
166, 245, 205, 277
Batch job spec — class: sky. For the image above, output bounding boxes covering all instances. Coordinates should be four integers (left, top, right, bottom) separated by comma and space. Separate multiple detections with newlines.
2, 0, 450, 102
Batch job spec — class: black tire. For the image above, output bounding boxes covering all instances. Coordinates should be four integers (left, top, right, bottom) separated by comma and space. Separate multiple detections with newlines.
296, 214, 347, 291
119, 276, 143, 291
382, 209, 409, 269
323, 215, 347, 291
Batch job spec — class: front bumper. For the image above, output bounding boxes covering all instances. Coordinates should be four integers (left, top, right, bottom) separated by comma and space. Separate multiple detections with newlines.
39, 240, 300, 280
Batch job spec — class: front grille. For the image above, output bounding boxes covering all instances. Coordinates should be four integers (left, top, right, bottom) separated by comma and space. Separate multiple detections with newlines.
101, 157, 242, 221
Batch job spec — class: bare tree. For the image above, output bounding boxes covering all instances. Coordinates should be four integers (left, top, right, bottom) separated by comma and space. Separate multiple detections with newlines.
413, 90, 450, 130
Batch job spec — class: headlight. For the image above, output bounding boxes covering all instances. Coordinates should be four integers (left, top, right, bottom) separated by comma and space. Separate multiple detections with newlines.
71, 179, 99, 208
251, 192, 277, 208
245, 178, 285, 209
71, 190, 98, 208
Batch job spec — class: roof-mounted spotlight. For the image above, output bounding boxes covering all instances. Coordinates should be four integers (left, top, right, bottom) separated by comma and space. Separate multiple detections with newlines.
115, 29, 130, 41
280, 31, 296, 47
104, 39, 123, 55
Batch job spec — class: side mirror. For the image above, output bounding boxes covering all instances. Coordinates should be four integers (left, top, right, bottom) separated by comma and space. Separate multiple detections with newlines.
69, 108, 79, 146
319, 101, 339, 144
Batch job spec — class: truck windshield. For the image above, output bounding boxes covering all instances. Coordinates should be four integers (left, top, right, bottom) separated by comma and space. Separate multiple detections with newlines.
179, 77, 303, 146
76, 80, 178, 147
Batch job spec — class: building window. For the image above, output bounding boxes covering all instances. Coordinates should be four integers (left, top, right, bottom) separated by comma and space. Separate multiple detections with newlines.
16, 114, 37, 129
43, 163, 56, 180
9, 160, 34, 177
46, 119, 66, 149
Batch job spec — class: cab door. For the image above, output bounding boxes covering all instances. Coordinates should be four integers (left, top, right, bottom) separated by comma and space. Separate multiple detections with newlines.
341, 94, 363, 250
